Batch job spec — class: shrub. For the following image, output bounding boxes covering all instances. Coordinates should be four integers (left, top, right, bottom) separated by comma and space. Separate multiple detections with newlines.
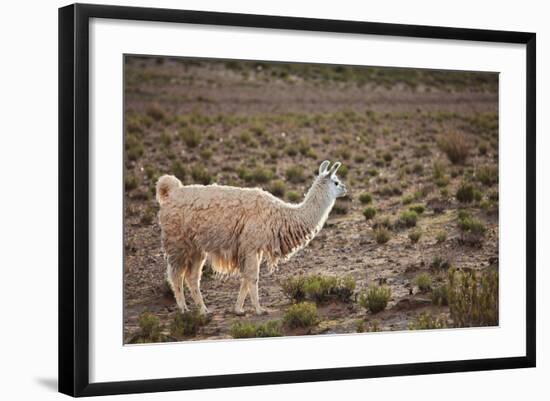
332, 202, 348, 215
230, 320, 283, 338
457, 215, 486, 245
337, 165, 349, 178
438, 132, 470, 164
146, 103, 166, 121
269, 180, 286, 197
132, 311, 164, 343
281, 276, 307, 302
171, 161, 187, 181
476, 165, 498, 186
359, 285, 391, 314
199, 148, 213, 160
363, 207, 377, 220
245, 167, 273, 184
286, 166, 305, 183
287, 191, 301, 202
283, 302, 318, 328
408, 312, 448, 330
373, 227, 391, 244
282, 275, 356, 303
399, 210, 418, 228
359, 192, 373, 204
125, 174, 139, 191
160, 131, 172, 147
479, 142, 488, 155
180, 127, 202, 148
191, 165, 212, 185
170, 310, 210, 337
415, 273, 433, 293
430, 255, 451, 270
412, 163, 424, 175
436, 231, 447, 243
448, 268, 499, 327
432, 285, 449, 306
456, 182, 475, 203
408, 229, 422, 244
409, 204, 425, 215
125, 135, 144, 161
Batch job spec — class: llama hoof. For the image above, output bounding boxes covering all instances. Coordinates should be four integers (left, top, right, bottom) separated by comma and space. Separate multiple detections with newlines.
255, 308, 268, 316
234, 308, 246, 316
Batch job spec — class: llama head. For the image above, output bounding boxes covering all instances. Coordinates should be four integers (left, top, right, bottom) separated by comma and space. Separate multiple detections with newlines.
318, 160, 347, 199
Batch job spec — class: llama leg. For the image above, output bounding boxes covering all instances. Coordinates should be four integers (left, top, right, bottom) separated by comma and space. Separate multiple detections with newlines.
234, 278, 249, 316
167, 262, 188, 313
244, 253, 267, 315
185, 254, 209, 315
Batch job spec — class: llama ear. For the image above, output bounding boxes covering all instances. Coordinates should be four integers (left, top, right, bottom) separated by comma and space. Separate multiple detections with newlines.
319, 160, 331, 176
329, 162, 342, 177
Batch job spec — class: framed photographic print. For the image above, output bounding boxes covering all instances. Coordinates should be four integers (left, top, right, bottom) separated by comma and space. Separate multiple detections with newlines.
58, 3, 536, 397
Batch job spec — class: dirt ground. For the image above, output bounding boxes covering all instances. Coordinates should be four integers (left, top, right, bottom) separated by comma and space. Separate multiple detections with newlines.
123, 57, 499, 343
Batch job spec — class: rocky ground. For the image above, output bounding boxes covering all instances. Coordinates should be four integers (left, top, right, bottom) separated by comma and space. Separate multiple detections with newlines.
123, 57, 499, 343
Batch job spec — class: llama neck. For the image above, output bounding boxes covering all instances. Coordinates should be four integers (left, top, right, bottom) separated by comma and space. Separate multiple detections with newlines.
295, 178, 335, 235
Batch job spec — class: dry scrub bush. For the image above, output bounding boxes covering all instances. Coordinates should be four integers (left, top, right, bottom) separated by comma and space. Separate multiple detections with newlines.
448, 268, 498, 327
438, 132, 470, 164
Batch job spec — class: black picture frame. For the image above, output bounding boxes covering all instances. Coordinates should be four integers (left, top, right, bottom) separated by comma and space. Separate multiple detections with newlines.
59, 3, 536, 397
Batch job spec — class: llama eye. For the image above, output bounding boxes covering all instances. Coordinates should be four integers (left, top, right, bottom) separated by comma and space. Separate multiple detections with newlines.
334, 182, 339, 186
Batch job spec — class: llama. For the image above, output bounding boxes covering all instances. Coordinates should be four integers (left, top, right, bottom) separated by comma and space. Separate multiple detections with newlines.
156, 160, 347, 316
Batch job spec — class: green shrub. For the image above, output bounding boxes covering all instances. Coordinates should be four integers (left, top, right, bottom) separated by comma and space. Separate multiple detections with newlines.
359, 192, 373, 204
436, 231, 447, 243
146, 103, 166, 121
448, 268, 498, 327
399, 210, 418, 227
432, 285, 449, 306
456, 182, 475, 203
479, 143, 488, 155
283, 302, 318, 328
287, 191, 301, 202
409, 204, 425, 215
337, 165, 349, 178
412, 163, 424, 175
286, 166, 305, 183
191, 165, 212, 185
281, 275, 355, 303
230, 320, 283, 338
476, 165, 498, 186
135, 311, 163, 342
269, 180, 286, 197
160, 131, 172, 147
281, 276, 307, 302
408, 312, 448, 330
125, 135, 144, 161
125, 174, 139, 191
331, 202, 348, 215
180, 127, 202, 148
199, 148, 213, 160
415, 273, 433, 293
170, 310, 210, 337
359, 285, 391, 314
408, 229, 422, 244
171, 161, 187, 181
363, 207, 377, 220
438, 132, 470, 164
247, 167, 273, 184
373, 227, 391, 244
457, 214, 486, 244
430, 255, 451, 270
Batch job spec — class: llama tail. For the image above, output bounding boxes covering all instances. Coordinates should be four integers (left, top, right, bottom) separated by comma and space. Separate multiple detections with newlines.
156, 175, 181, 205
